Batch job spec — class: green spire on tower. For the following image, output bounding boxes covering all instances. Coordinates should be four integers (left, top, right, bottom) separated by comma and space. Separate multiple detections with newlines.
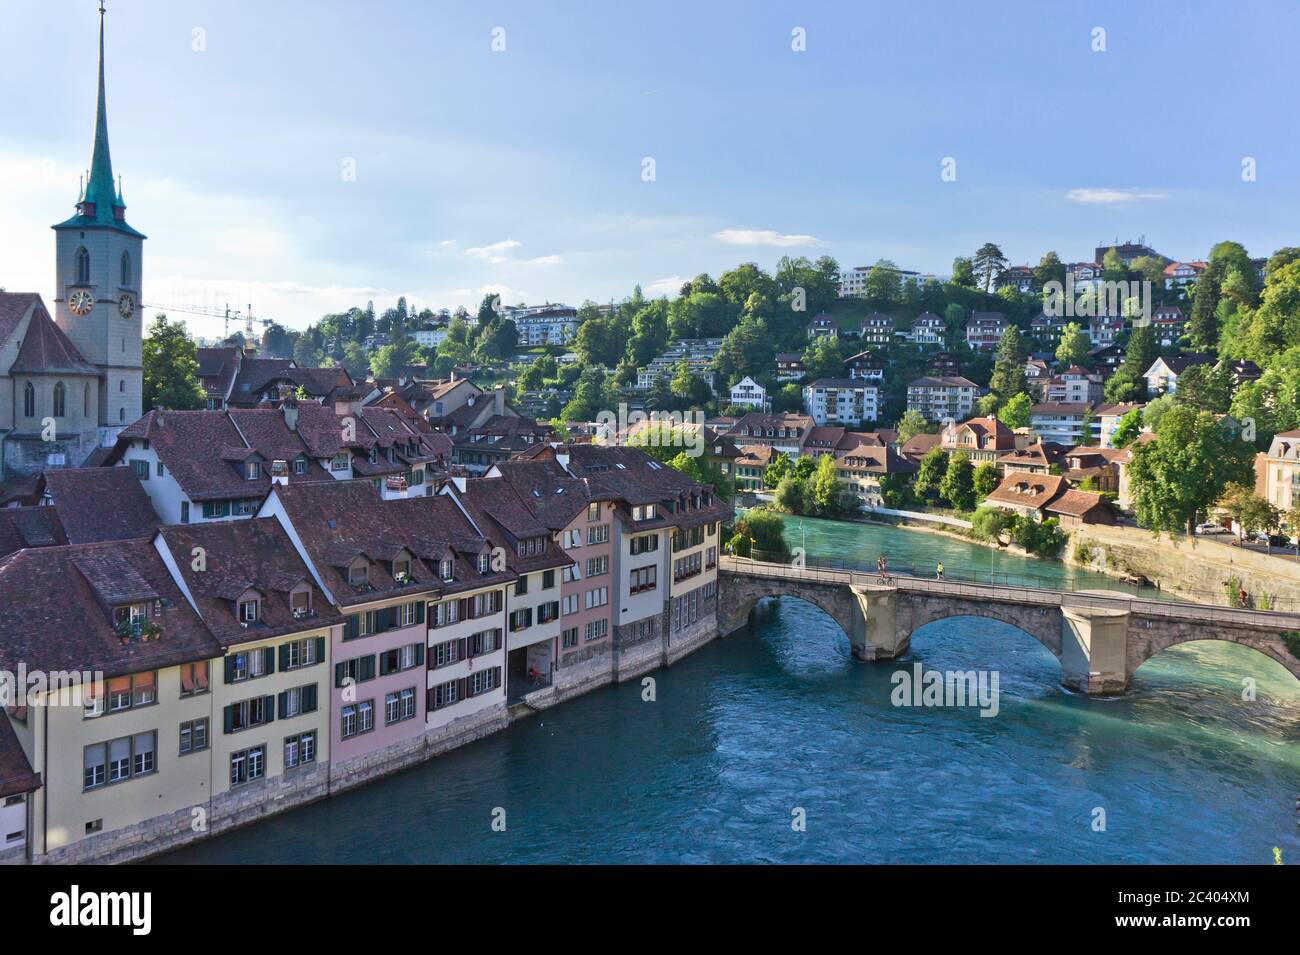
53, 1, 145, 238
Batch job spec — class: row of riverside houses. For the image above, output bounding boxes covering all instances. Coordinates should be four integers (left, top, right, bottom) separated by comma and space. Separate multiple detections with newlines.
0, 439, 728, 864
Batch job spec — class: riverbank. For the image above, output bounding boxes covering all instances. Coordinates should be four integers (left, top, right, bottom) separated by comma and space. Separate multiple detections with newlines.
762, 504, 1300, 608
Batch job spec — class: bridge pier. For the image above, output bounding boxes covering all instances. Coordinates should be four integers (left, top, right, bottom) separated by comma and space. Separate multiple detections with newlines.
1060, 606, 1130, 695
849, 586, 908, 661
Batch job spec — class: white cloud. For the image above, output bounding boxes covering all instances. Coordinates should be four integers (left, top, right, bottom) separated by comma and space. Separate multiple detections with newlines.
465, 238, 523, 262
713, 228, 824, 247
521, 254, 564, 267
644, 275, 686, 297
1065, 188, 1167, 204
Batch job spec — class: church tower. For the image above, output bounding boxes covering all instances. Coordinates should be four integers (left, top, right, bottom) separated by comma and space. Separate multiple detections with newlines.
51, 2, 144, 443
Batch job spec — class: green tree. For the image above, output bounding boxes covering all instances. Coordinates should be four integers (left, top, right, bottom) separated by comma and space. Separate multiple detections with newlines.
939, 451, 975, 511
733, 508, 789, 558
1218, 483, 1280, 542
973, 462, 1001, 501
763, 452, 791, 489
971, 506, 1015, 543
895, 409, 933, 443
987, 325, 1028, 403
914, 447, 949, 502
1033, 251, 1066, 293
972, 242, 1009, 292
142, 314, 206, 411
810, 453, 846, 514
1055, 322, 1091, 368
997, 392, 1032, 430
369, 339, 420, 379
774, 475, 810, 514
1111, 408, 1143, 448
951, 256, 976, 288
1127, 405, 1255, 534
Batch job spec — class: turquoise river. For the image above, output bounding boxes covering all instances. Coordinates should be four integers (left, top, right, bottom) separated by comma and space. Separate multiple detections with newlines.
160, 515, 1300, 864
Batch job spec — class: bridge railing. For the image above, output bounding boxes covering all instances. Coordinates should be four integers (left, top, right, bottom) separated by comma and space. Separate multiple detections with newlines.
719, 556, 1300, 631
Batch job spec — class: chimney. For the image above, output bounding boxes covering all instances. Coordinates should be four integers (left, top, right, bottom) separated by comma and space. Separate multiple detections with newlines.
282, 398, 299, 432
493, 385, 505, 417
270, 460, 289, 485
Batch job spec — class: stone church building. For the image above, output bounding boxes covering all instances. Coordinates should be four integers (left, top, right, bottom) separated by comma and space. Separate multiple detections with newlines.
0, 9, 143, 478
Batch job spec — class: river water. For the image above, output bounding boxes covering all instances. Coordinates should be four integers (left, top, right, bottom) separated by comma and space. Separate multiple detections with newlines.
160, 515, 1300, 864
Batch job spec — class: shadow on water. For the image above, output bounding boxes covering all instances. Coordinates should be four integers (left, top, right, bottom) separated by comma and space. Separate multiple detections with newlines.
159, 594, 1300, 865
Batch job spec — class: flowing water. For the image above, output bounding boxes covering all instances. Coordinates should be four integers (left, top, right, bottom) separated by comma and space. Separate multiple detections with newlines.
159, 515, 1300, 864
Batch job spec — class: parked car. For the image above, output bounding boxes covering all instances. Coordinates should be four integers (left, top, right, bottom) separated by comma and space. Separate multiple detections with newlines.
1195, 522, 1230, 535
1267, 534, 1293, 548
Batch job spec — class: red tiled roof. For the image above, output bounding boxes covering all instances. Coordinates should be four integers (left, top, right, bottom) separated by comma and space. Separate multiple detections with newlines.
0, 540, 221, 679
10, 303, 96, 375
157, 519, 343, 647
42, 468, 160, 544
0, 507, 67, 558
0, 715, 39, 798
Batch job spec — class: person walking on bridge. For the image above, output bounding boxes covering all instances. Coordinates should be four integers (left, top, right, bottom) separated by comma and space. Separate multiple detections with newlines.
936, 561, 944, 580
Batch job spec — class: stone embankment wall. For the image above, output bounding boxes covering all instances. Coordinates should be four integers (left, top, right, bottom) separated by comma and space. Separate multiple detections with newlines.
1069, 524, 1300, 610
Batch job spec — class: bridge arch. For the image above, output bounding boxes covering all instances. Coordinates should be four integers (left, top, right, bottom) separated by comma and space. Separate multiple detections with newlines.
717, 573, 861, 642
1128, 632, 1300, 685
896, 595, 1063, 660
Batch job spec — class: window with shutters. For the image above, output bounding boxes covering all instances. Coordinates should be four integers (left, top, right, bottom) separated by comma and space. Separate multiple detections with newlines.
379, 643, 421, 674
468, 628, 499, 657
283, 637, 321, 670
395, 601, 421, 628
334, 654, 375, 687
430, 637, 460, 669
429, 679, 459, 710
279, 684, 317, 719
230, 745, 266, 787
228, 647, 273, 683
469, 668, 498, 696
630, 534, 658, 555
431, 599, 460, 628
179, 661, 209, 697
226, 695, 272, 733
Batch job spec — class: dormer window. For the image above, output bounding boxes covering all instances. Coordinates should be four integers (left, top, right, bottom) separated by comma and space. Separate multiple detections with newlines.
291, 590, 312, 618
239, 599, 259, 623
440, 559, 455, 582
293, 458, 307, 475
348, 559, 369, 586
245, 461, 261, 480
477, 553, 490, 574
393, 558, 411, 580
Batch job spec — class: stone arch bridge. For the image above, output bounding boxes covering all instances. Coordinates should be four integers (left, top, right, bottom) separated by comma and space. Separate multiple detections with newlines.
718, 557, 1300, 694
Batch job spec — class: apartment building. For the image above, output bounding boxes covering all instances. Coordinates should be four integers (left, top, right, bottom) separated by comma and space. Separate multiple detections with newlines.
965, 312, 1008, 350
1151, 304, 1185, 347
729, 376, 769, 411
1255, 429, 1300, 510
843, 350, 886, 382
860, 313, 894, 346
774, 353, 806, 383
940, 416, 1019, 464
517, 443, 729, 674
802, 378, 879, 426
1030, 402, 1092, 445
455, 477, 570, 701
260, 480, 513, 784
730, 413, 814, 457
0, 539, 223, 863
832, 440, 917, 509
906, 376, 979, 423
155, 519, 342, 831
909, 312, 946, 347
108, 403, 450, 524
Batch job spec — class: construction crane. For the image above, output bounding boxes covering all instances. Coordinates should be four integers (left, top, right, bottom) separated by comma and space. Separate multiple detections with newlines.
141, 301, 274, 345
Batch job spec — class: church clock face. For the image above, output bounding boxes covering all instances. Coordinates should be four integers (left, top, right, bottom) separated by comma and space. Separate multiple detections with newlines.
69, 289, 95, 316
118, 293, 135, 319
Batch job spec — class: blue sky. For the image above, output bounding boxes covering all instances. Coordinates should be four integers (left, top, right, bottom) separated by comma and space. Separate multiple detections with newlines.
2, 0, 1296, 337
